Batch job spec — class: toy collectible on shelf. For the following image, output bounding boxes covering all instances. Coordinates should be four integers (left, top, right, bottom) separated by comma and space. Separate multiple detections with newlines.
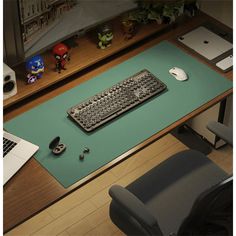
121, 19, 136, 40
97, 25, 113, 49
52, 43, 70, 73
26, 55, 44, 84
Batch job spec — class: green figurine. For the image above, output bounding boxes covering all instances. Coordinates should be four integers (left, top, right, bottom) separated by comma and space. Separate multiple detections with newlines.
98, 25, 113, 49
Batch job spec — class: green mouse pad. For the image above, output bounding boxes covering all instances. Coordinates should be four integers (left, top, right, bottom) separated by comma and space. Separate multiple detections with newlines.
4, 41, 232, 188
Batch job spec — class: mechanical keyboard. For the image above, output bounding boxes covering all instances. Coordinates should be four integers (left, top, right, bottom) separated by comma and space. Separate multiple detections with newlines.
67, 69, 167, 132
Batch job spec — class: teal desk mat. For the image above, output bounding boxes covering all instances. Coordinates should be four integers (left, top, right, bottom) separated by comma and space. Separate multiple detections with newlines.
5, 41, 232, 188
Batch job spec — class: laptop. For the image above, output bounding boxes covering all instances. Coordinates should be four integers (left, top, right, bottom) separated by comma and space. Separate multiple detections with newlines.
3, 131, 39, 185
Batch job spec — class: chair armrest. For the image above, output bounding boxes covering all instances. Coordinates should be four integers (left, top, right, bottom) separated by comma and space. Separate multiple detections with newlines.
109, 185, 162, 235
207, 121, 233, 146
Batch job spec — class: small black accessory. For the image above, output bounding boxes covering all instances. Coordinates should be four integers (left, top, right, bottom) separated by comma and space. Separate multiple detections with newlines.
83, 147, 90, 153
79, 154, 85, 160
79, 147, 90, 161
49, 136, 66, 155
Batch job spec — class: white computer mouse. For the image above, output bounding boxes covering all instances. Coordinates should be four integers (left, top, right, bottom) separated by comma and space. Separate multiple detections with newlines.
169, 67, 188, 81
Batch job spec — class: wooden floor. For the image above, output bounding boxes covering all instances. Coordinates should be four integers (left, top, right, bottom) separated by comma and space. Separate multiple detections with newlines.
5, 134, 233, 236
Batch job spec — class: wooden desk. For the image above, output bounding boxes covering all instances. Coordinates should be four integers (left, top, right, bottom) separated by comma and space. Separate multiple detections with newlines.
3, 13, 233, 233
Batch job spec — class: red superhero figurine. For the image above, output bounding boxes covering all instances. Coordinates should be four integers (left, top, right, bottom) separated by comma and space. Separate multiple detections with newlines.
52, 43, 70, 73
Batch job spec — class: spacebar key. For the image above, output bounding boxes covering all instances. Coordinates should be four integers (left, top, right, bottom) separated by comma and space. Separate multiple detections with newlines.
101, 106, 122, 120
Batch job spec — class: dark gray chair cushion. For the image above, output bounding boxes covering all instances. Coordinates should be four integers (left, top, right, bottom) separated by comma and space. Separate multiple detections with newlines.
110, 150, 229, 235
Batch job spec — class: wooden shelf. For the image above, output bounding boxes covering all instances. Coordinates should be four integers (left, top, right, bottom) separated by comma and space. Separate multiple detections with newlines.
4, 16, 171, 109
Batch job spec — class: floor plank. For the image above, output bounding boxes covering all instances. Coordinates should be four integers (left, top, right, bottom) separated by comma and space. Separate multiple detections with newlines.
66, 204, 110, 236
32, 201, 96, 236
84, 220, 119, 236
46, 171, 117, 219
4, 211, 54, 236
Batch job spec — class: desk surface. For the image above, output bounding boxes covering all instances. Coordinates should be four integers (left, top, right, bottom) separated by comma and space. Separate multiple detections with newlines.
4, 41, 232, 188
3, 13, 233, 233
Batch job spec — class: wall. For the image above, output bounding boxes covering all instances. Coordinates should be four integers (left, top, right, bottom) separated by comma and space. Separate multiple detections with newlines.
199, 0, 233, 28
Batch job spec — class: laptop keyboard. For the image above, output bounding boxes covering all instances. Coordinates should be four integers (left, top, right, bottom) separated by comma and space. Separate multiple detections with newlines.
3, 137, 17, 157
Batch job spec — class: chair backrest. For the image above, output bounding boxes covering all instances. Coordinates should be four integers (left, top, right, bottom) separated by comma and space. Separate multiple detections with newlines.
178, 176, 233, 236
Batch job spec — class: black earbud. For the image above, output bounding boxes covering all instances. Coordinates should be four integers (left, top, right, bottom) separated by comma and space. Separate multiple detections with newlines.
79, 154, 85, 160
83, 147, 90, 153
79, 147, 90, 161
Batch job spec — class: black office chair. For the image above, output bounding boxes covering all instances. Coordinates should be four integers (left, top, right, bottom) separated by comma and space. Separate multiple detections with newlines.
109, 122, 233, 236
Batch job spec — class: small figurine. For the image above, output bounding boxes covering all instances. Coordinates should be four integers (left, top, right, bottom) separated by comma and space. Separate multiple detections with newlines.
52, 43, 70, 73
26, 55, 44, 84
121, 19, 136, 40
184, 1, 199, 17
97, 25, 113, 49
